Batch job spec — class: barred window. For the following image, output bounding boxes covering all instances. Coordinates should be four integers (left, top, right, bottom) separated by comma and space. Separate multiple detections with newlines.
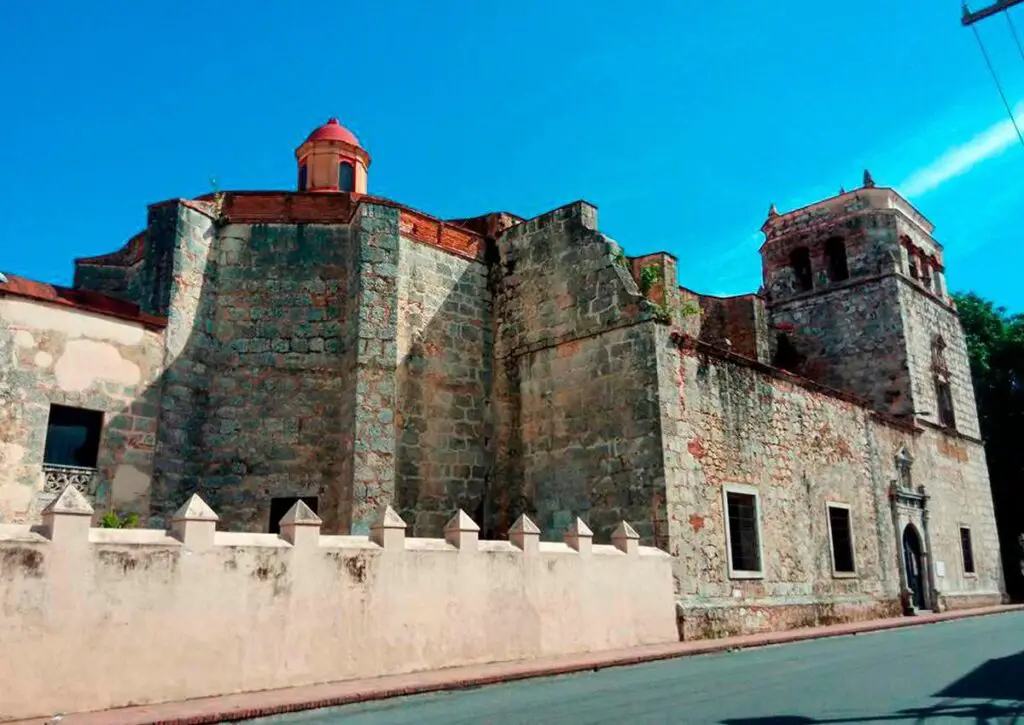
725, 489, 762, 575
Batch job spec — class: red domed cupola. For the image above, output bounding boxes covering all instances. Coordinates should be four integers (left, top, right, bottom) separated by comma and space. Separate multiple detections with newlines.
295, 117, 371, 194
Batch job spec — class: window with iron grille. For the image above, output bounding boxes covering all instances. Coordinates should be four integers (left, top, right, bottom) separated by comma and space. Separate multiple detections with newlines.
726, 490, 762, 575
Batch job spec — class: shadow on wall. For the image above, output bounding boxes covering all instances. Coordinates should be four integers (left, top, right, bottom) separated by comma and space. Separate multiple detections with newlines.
393, 239, 496, 539
100, 204, 362, 533
91, 202, 505, 538
720, 650, 1024, 724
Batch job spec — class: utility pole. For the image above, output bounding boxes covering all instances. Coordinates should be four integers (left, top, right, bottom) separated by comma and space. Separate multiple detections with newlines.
962, 0, 1024, 26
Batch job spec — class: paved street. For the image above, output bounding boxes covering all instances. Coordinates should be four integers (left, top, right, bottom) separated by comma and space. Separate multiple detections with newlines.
246, 612, 1024, 725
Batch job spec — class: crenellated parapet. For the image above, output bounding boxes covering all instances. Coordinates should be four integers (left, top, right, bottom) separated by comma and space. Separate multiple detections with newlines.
0, 485, 676, 721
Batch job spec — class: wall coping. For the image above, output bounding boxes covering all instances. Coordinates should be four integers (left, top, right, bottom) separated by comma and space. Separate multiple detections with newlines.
4, 493, 669, 559
0, 274, 168, 330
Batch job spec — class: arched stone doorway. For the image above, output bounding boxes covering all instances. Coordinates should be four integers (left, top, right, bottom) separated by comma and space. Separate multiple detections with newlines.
890, 445, 938, 615
903, 524, 926, 610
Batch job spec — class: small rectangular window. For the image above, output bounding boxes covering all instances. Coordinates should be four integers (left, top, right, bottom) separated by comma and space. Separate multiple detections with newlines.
960, 526, 976, 574
268, 496, 319, 534
43, 404, 103, 469
827, 505, 856, 575
725, 488, 762, 576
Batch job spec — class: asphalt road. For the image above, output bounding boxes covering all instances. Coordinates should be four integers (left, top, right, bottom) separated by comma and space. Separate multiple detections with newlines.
246, 612, 1024, 725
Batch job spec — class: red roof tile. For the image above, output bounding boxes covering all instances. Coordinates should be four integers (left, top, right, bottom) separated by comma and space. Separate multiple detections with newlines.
0, 274, 167, 330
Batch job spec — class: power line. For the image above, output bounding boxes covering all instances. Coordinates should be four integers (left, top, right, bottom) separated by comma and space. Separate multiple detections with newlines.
963, 0, 1024, 26
969, 22, 1024, 150
1005, 9, 1024, 61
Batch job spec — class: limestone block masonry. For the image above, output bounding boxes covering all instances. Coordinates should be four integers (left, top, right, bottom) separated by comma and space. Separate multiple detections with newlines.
0, 122, 1007, 650
0, 487, 675, 722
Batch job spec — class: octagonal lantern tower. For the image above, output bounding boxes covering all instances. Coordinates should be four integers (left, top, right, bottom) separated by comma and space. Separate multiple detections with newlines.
295, 118, 370, 193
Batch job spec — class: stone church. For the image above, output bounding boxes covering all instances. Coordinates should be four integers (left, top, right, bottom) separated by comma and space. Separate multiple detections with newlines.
0, 118, 1004, 637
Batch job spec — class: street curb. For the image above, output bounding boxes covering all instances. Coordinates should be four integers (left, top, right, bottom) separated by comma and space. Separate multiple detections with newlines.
12, 605, 1023, 725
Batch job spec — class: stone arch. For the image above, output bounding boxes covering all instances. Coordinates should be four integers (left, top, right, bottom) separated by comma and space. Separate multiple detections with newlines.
789, 247, 813, 292
824, 236, 849, 282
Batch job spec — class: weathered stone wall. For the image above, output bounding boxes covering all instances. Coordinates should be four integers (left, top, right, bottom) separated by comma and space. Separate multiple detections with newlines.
516, 326, 665, 544
898, 283, 981, 439
181, 221, 358, 532
659, 338, 1002, 638
0, 502, 676, 721
395, 237, 492, 536
319, 215, 362, 535
148, 203, 219, 527
768, 277, 911, 417
664, 342, 897, 605
491, 202, 667, 545
878, 425, 1002, 603
761, 196, 902, 302
73, 231, 147, 303
761, 198, 920, 418
0, 299, 165, 523
343, 204, 401, 534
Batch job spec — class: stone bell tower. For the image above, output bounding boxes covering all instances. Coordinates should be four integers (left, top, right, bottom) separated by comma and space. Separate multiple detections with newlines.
759, 171, 979, 437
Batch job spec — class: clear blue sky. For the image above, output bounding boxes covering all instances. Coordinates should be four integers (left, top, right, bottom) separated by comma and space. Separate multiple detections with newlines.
1, 1, 1022, 310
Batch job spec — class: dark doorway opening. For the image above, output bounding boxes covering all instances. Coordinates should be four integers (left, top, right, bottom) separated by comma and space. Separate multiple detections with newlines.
269, 496, 319, 534
903, 524, 926, 610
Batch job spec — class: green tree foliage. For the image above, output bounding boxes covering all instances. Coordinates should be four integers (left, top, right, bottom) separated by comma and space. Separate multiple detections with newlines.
954, 291, 1024, 599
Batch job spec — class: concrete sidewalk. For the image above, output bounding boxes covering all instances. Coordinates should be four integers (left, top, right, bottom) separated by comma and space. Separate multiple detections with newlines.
8, 604, 1022, 725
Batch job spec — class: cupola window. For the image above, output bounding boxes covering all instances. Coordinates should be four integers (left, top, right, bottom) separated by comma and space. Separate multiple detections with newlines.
298, 163, 308, 191
339, 161, 354, 192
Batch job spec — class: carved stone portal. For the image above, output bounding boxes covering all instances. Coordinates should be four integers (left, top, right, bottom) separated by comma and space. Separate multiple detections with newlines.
890, 445, 938, 614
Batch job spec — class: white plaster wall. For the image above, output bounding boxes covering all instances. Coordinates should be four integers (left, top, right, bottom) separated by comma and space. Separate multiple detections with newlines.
0, 298, 165, 523
0, 524, 676, 721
